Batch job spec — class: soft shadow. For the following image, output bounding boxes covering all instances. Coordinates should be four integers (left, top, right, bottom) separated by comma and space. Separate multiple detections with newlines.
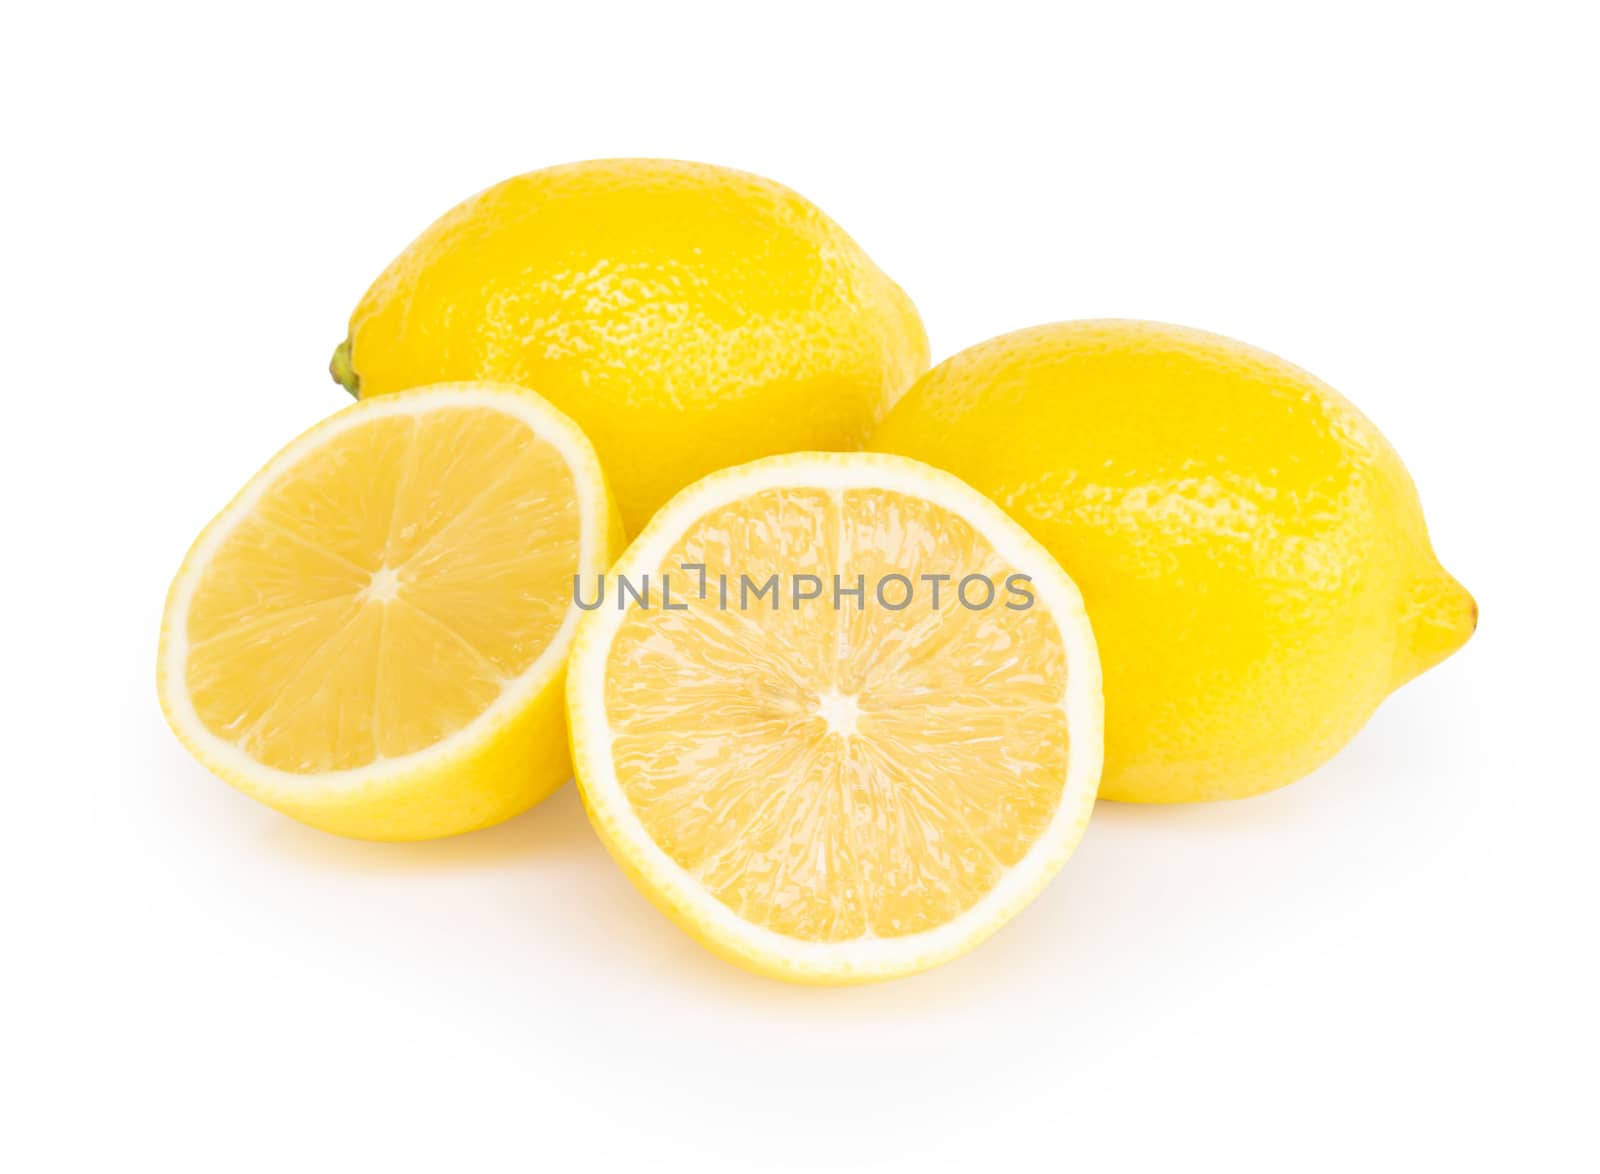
252, 779, 600, 875
1085, 704, 1417, 838
174, 703, 1427, 1014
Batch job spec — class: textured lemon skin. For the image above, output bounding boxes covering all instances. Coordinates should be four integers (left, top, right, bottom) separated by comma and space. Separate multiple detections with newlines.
156, 386, 626, 842
871, 320, 1475, 803
338, 159, 929, 534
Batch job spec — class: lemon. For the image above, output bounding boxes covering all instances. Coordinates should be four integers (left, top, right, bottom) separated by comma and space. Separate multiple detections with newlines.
331, 158, 929, 535
157, 385, 623, 840
870, 320, 1475, 804
566, 452, 1103, 983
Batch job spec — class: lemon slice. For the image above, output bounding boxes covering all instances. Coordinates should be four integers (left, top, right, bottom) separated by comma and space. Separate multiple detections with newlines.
158, 385, 622, 841
567, 453, 1102, 982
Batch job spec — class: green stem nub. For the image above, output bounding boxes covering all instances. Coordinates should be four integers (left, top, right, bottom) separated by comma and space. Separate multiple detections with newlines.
329, 339, 361, 398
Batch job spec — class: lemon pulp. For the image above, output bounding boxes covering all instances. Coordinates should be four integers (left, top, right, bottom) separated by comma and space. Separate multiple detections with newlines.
186, 405, 577, 770
160, 384, 619, 840
571, 453, 1103, 981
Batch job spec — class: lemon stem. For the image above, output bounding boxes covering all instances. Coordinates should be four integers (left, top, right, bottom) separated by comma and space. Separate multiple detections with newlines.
329, 340, 360, 398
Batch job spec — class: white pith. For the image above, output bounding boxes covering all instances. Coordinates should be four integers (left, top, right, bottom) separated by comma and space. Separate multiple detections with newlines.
158, 383, 611, 798
567, 452, 1104, 982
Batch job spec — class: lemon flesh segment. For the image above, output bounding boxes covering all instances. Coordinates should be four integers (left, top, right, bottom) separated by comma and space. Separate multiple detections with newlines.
159, 385, 620, 840
569, 454, 1103, 983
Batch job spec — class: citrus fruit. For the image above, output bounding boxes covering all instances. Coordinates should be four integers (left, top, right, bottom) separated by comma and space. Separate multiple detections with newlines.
566, 452, 1103, 983
331, 158, 929, 534
871, 320, 1475, 803
157, 384, 622, 840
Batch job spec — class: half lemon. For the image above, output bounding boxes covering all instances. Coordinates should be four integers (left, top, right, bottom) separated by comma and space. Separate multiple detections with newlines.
567, 453, 1103, 982
158, 384, 622, 840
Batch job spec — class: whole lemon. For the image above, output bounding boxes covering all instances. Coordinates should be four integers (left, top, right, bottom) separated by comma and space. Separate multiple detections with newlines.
331, 158, 928, 533
870, 320, 1475, 803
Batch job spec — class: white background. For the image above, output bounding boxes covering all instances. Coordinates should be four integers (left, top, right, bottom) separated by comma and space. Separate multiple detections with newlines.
6, 3, 1596, 1170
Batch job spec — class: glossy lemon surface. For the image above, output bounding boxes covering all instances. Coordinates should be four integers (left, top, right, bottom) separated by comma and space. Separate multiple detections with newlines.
335, 159, 928, 533
872, 320, 1475, 803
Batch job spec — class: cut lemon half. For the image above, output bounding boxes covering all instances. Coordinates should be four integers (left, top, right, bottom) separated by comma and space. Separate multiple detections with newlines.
567, 453, 1103, 983
158, 384, 622, 841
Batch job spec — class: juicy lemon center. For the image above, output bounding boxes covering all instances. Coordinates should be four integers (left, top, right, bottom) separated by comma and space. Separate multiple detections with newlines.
365, 565, 402, 603
814, 689, 862, 737
603, 487, 1072, 943
183, 406, 579, 774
